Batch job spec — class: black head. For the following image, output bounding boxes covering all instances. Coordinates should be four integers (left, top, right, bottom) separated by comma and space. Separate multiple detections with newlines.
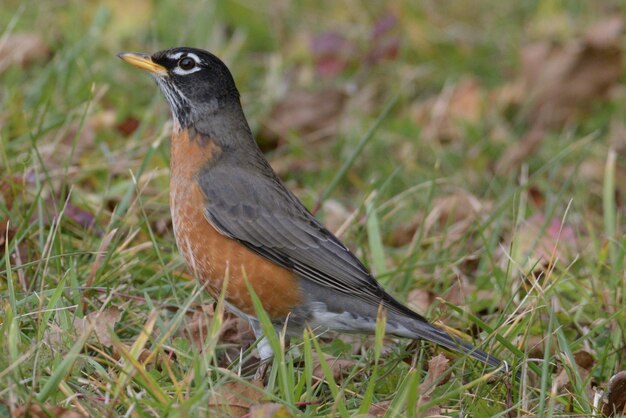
118, 47, 240, 128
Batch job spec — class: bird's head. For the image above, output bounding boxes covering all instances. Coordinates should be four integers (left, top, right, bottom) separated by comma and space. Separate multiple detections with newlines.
118, 47, 240, 128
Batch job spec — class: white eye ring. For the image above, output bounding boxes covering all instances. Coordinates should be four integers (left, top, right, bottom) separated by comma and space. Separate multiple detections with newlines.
170, 52, 202, 75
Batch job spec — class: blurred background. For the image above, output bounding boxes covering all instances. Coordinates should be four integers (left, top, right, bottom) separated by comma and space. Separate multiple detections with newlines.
1, 0, 626, 416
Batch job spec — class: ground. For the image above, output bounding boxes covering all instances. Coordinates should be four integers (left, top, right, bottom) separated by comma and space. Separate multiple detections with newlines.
0, 1, 625, 417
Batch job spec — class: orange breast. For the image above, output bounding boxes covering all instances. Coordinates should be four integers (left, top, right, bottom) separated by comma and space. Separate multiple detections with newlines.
169, 128, 301, 319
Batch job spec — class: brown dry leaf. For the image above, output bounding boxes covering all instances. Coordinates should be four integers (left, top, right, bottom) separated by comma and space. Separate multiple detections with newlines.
0, 176, 26, 210
35, 198, 99, 232
579, 152, 626, 187
74, 307, 122, 347
365, 14, 400, 64
11, 404, 86, 418
509, 213, 578, 273
442, 277, 476, 310
388, 216, 421, 247
420, 354, 452, 393
524, 334, 557, 360
177, 304, 255, 366
407, 288, 436, 316
64, 203, 97, 230
257, 89, 347, 150
389, 190, 491, 248
311, 353, 356, 382
181, 304, 255, 349
413, 78, 483, 143
269, 154, 319, 178
249, 403, 293, 418
0, 34, 51, 74
416, 354, 450, 416
495, 125, 545, 175
368, 400, 391, 417
320, 199, 351, 234
179, 304, 215, 350
116, 116, 141, 137
424, 191, 489, 233
424, 191, 491, 246
311, 31, 356, 77
554, 350, 595, 399
518, 17, 623, 126
603, 371, 626, 417
208, 379, 264, 418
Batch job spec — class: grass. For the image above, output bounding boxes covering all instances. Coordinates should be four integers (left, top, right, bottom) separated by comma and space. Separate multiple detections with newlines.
1, 0, 625, 416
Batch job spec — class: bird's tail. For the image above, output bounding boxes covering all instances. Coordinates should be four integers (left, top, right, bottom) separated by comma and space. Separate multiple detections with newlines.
386, 303, 502, 368
411, 320, 502, 368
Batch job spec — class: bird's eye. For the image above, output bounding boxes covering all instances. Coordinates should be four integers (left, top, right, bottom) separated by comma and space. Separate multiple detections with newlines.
178, 57, 196, 70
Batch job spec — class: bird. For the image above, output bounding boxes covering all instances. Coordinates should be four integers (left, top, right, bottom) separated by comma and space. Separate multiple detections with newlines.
118, 47, 502, 370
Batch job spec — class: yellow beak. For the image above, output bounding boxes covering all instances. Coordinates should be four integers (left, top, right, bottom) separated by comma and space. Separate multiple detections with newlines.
117, 52, 168, 76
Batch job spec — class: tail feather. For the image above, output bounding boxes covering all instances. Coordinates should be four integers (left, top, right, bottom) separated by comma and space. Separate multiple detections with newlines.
396, 314, 502, 367
407, 320, 501, 368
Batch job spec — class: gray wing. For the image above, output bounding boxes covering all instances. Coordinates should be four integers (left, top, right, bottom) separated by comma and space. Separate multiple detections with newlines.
198, 162, 414, 317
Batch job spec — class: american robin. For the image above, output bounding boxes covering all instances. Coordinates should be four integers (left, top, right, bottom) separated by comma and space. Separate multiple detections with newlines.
118, 47, 502, 369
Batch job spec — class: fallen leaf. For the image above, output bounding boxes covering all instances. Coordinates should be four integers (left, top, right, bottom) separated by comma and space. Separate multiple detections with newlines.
311, 31, 355, 77
416, 354, 450, 416
268, 154, 319, 178
420, 353, 452, 393
249, 403, 293, 418
423, 190, 491, 244
528, 186, 546, 208
388, 217, 420, 247
176, 304, 255, 366
42, 323, 64, 346
320, 199, 351, 234
0, 176, 26, 210
603, 371, 626, 417
579, 152, 626, 186
257, 89, 347, 150
442, 277, 476, 308
366, 14, 400, 64
64, 202, 98, 230
554, 350, 595, 399
208, 379, 264, 418
524, 334, 557, 360
35, 199, 98, 231
74, 307, 122, 347
494, 125, 545, 175
389, 190, 491, 247
407, 288, 435, 316
10, 404, 86, 418
509, 213, 579, 273
0, 34, 51, 74
413, 78, 483, 143
518, 17, 623, 126
311, 353, 356, 382
368, 400, 391, 416
116, 116, 140, 137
